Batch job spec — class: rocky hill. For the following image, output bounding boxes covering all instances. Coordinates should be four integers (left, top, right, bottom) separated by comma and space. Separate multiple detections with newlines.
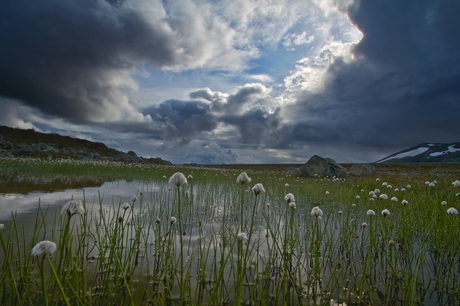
0, 125, 171, 165
376, 142, 460, 163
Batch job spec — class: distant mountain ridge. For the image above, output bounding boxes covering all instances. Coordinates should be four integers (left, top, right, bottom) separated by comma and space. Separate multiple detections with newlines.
376, 142, 460, 163
0, 125, 172, 165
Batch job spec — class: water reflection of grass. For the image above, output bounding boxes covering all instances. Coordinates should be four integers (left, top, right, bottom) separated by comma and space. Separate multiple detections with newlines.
0, 160, 459, 305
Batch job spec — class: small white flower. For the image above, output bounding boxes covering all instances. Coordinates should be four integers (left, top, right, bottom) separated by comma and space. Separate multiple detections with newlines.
236, 172, 251, 185
391, 197, 398, 202
169, 172, 187, 187
441, 201, 447, 206
284, 193, 295, 203
367, 209, 376, 216
447, 207, 459, 215
285, 183, 289, 187
237, 232, 248, 243
325, 191, 330, 195
289, 202, 296, 210
252, 183, 265, 196
401, 200, 409, 205
31, 241, 57, 256
429, 183, 436, 187
376, 178, 380, 181
311, 206, 323, 219
425, 181, 430, 185
356, 195, 361, 200
382, 182, 388, 186
170, 217, 177, 225
406, 185, 412, 189
61, 200, 85, 218
401, 188, 406, 191
379, 194, 388, 200
381, 209, 391, 217
121, 202, 131, 210
394, 188, 399, 192
361, 189, 364, 192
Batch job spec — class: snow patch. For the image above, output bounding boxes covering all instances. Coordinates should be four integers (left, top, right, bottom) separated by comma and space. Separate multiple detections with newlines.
429, 145, 460, 157
378, 147, 429, 163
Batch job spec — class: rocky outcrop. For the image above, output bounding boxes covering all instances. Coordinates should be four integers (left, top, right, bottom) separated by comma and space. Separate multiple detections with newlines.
0, 125, 172, 165
300, 155, 348, 177
347, 164, 377, 177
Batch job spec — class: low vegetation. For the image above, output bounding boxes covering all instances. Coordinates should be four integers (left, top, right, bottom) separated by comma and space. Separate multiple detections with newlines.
0, 159, 459, 305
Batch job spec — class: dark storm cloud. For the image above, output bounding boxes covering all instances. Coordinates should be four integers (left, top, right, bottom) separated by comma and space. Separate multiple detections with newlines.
0, 0, 231, 123
285, 0, 460, 151
142, 100, 217, 145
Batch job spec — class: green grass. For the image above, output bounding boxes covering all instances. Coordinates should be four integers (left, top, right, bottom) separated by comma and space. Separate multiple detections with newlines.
0, 159, 459, 305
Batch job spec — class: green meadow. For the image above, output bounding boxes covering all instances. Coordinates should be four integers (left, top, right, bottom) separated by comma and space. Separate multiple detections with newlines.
0, 158, 459, 305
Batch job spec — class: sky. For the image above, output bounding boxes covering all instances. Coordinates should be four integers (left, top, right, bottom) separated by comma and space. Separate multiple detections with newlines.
1, 0, 459, 164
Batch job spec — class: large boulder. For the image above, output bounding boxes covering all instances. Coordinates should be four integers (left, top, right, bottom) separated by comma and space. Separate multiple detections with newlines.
59, 147, 79, 155
285, 168, 303, 177
300, 155, 347, 177
347, 163, 377, 177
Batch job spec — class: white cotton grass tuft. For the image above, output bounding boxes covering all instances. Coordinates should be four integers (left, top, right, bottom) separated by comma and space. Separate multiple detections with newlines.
187, 175, 193, 180
425, 181, 430, 185
376, 178, 380, 181
379, 194, 388, 200
121, 202, 131, 210
401, 199, 409, 205
284, 193, 295, 203
131, 196, 138, 203
447, 207, 458, 215
169, 172, 188, 187
406, 185, 412, 188
325, 191, 330, 195
369, 191, 375, 197
356, 195, 361, 200
457, 193, 460, 197
401, 188, 406, 191
441, 201, 447, 206
382, 182, 388, 186
0, 224, 4, 230
285, 183, 289, 187
289, 202, 296, 210
367, 209, 376, 217
381, 209, 391, 217
252, 183, 265, 196
236, 172, 251, 185
61, 200, 85, 218
374, 189, 381, 194
429, 183, 435, 187
237, 232, 248, 243
391, 197, 398, 202
31, 240, 57, 256
361, 222, 368, 228
170, 217, 177, 225
162, 175, 167, 179
311, 206, 323, 219
452, 180, 460, 187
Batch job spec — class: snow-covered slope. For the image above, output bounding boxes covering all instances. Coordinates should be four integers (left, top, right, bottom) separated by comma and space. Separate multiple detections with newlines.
376, 143, 460, 163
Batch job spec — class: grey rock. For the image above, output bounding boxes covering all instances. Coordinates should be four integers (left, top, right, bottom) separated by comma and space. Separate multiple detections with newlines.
11, 146, 39, 156
300, 155, 347, 177
127, 151, 138, 157
77, 154, 92, 161
285, 168, 303, 177
114, 153, 134, 163
60, 147, 79, 155
82, 151, 93, 159
347, 164, 377, 177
